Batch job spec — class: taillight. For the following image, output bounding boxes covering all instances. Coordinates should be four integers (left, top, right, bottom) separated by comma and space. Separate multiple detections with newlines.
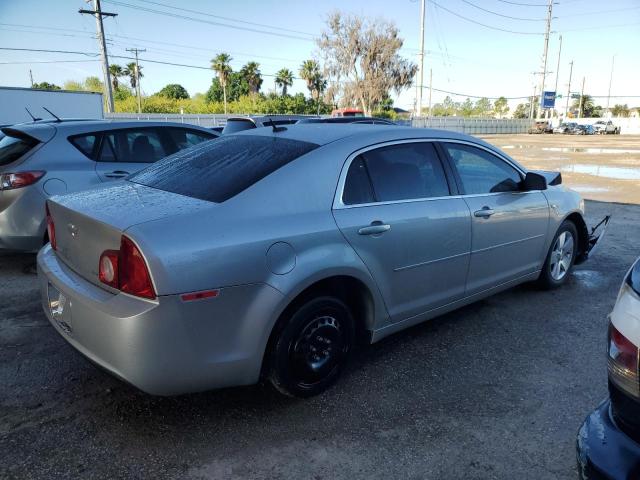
608, 320, 640, 398
45, 203, 57, 250
98, 236, 156, 300
0, 171, 45, 190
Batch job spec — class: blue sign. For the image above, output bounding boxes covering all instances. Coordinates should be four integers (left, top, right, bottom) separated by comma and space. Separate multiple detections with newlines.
541, 91, 556, 109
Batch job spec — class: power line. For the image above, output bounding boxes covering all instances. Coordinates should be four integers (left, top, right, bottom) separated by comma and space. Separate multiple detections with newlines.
429, 0, 544, 35
460, 0, 546, 21
557, 6, 640, 18
129, 0, 315, 38
495, 0, 547, 6
0, 59, 101, 65
101, 0, 314, 41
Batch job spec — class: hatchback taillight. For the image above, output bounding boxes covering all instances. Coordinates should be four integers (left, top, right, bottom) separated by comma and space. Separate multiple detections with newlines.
0, 171, 45, 190
608, 320, 640, 398
45, 203, 57, 251
98, 236, 156, 300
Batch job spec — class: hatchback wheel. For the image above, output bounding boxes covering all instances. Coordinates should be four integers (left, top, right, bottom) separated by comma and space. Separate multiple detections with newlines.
538, 220, 578, 289
268, 296, 354, 398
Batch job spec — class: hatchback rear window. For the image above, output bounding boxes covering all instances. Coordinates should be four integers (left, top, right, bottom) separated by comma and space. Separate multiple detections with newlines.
0, 129, 39, 166
130, 135, 319, 203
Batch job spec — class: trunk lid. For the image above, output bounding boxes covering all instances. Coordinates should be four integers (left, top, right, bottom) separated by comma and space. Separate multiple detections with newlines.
48, 181, 214, 288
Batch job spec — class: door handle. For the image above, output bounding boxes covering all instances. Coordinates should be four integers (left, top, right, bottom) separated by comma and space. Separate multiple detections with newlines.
358, 221, 391, 235
474, 207, 495, 218
105, 170, 130, 178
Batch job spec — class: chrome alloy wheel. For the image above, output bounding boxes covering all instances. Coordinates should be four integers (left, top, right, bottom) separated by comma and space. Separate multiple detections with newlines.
550, 231, 575, 281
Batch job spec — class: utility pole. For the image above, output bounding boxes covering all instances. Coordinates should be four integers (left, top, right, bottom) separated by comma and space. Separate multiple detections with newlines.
417, 0, 426, 117
29, 69, 34, 88
553, 34, 562, 118
529, 83, 537, 120
79, 0, 117, 113
428, 67, 433, 118
126, 48, 145, 114
606, 55, 615, 117
578, 76, 585, 118
538, 0, 554, 118
565, 60, 573, 119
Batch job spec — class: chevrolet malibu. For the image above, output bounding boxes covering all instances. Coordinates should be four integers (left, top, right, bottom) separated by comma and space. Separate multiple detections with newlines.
38, 125, 607, 397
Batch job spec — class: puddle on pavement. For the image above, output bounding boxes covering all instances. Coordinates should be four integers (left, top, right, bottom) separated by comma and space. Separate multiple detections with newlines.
561, 164, 640, 180
573, 270, 609, 289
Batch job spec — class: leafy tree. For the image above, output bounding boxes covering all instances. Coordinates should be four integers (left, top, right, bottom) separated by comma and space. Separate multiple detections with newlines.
318, 12, 417, 116
113, 86, 132, 101
474, 97, 492, 117
240, 62, 262, 94
513, 98, 539, 119
62, 80, 84, 91
459, 98, 475, 117
158, 84, 189, 100
211, 53, 233, 113
493, 96, 509, 118
32, 82, 61, 90
571, 94, 601, 117
205, 72, 250, 103
108, 64, 124, 92
84, 76, 103, 93
275, 68, 293, 96
430, 96, 458, 116
611, 104, 630, 117
124, 62, 143, 91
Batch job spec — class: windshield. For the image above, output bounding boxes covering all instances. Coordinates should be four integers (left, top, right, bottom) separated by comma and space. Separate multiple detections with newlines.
130, 135, 319, 203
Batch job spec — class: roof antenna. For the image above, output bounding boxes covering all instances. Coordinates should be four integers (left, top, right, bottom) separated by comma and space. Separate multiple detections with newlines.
42, 106, 61, 122
25, 107, 41, 122
265, 116, 286, 133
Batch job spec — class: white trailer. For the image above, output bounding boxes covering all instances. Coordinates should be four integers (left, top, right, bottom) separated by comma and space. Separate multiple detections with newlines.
0, 86, 104, 126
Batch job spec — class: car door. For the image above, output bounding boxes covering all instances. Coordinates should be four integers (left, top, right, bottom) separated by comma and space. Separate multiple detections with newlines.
441, 142, 549, 296
94, 127, 171, 182
332, 141, 471, 322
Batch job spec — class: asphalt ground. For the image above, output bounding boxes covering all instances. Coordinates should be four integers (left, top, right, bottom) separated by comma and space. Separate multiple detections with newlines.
2, 133, 640, 479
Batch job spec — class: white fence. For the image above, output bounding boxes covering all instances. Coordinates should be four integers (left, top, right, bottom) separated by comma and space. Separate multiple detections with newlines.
106, 112, 535, 134
411, 117, 533, 134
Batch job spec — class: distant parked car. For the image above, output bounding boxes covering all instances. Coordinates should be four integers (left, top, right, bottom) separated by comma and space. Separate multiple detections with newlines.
529, 121, 553, 134
331, 108, 364, 117
577, 255, 640, 480
297, 116, 396, 125
221, 115, 311, 134
0, 119, 218, 252
593, 120, 621, 135
573, 124, 595, 135
553, 122, 577, 134
39, 124, 607, 398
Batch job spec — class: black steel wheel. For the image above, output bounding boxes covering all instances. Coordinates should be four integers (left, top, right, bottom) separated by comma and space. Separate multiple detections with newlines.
268, 296, 354, 398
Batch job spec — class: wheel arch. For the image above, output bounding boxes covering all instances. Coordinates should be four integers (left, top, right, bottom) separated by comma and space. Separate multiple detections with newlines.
564, 211, 589, 262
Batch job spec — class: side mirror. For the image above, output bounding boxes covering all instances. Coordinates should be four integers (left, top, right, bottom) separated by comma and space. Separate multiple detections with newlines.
521, 171, 547, 191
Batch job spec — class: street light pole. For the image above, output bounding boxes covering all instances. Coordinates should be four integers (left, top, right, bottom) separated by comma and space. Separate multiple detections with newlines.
553, 34, 562, 118
606, 55, 615, 117
417, 0, 426, 117
565, 60, 573, 118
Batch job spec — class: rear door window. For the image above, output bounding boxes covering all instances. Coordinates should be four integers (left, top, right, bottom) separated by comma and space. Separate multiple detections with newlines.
130, 135, 318, 203
69, 134, 99, 159
0, 130, 39, 166
95, 128, 169, 163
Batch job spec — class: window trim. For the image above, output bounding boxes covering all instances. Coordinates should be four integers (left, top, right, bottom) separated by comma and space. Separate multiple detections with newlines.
334, 139, 458, 209
438, 140, 527, 197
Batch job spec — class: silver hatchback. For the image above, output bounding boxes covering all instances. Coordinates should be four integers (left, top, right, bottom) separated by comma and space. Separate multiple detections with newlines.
0, 119, 217, 252
37, 125, 608, 397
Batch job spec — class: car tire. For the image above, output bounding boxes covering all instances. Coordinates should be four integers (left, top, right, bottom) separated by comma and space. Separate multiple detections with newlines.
267, 296, 354, 398
538, 220, 578, 289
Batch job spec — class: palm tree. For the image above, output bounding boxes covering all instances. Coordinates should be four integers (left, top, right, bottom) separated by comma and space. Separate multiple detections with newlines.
241, 61, 262, 95
108, 64, 123, 92
299, 60, 326, 114
124, 62, 143, 91
274, 68, 293, 96
211, 53, 233, 113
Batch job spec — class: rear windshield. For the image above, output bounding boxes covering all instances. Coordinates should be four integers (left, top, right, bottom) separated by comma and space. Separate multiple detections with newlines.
129, 135, 319, 203
0, 129, 39, 166
222, 119, 256, 134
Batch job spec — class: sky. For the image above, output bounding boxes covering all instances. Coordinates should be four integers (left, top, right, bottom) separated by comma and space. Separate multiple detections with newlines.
0, 0, 638, 112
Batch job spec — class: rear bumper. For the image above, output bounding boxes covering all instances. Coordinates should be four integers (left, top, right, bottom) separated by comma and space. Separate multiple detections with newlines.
0, 186, 47, 252
577, 400, 640, 480
37, 245, 284, 395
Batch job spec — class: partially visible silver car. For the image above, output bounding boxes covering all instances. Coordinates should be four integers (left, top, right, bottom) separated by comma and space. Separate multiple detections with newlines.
38, 125, 608, 397
0, 119, 218, 252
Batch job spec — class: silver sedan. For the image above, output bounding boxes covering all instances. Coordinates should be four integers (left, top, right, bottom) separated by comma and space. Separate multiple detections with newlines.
37, 125, 608, 397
